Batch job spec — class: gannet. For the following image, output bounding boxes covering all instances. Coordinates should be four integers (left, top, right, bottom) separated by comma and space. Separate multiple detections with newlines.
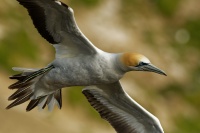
7, 0, 166, 133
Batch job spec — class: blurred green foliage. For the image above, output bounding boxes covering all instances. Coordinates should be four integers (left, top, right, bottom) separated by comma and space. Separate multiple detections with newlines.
66, 86, 84, 106
153, 0, 180, 17
65, 86, 101, 119
174, 116, 200, 133
159, 72, 200, 133
185, 19, 200, 49
0, 27, 38, 71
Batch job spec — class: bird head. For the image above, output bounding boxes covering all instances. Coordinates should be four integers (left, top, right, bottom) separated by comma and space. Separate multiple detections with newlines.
121, 53, 166, 76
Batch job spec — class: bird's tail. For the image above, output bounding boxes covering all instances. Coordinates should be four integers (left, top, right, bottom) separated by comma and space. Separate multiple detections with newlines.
6, 65, 62, 111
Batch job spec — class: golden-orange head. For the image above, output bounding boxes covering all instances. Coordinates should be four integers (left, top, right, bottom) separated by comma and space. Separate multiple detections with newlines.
120, 52, 166, 76
121, 52, 150, 67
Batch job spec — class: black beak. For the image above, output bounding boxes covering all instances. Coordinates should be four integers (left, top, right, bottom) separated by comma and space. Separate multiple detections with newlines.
141, 64, 167, 76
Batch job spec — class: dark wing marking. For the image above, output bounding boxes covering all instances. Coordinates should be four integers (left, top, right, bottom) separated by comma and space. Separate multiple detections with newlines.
17, 0, 59, 44
17, 0, 97, 55
82, 82, 164, 133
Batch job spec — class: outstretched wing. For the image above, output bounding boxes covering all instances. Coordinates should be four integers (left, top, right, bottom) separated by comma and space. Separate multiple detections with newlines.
82, 82, 164, 133
17, 0, 98, 57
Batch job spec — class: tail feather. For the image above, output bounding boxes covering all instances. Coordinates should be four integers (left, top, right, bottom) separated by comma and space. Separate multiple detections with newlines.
42, 100, 48, 109
12, 67, 38, 72
26, 99, 40, 111
26, 90, 62, 111
6, 90, 33, 109
54, 89, 62, 109
8, 65, 54, 89
6, 65, 63, 111
8, 86, 30, 100
47, 94, 55, 111
38, 96, 48, 110
9, 73, 27, 80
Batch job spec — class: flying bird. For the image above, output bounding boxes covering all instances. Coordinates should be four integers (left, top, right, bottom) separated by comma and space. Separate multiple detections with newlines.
7, 0, 166, 133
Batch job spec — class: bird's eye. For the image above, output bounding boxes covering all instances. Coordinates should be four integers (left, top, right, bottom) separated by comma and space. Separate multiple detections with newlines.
136, 62, 148, 67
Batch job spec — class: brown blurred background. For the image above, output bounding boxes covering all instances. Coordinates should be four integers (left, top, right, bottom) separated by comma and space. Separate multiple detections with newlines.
1, 0, 200, 133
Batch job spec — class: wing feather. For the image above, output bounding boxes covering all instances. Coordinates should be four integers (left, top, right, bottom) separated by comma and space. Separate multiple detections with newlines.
16, 0, 97, 55
82, 82, 164, 133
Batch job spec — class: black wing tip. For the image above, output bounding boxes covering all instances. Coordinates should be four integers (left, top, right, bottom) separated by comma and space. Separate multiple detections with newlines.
16, 0, 69, 8
16, 0, 74, 44
16, 0, 60, 44
60, 1, 69, 8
